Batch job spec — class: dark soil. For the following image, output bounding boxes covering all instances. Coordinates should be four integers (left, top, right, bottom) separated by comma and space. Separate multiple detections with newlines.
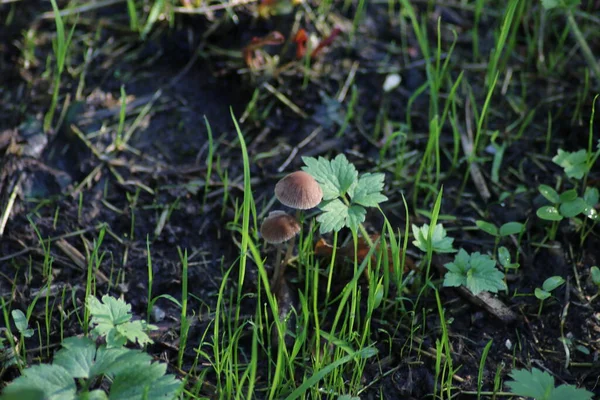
1, 0, 599, 398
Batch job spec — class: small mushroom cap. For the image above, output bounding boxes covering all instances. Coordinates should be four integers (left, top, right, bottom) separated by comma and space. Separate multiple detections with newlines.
260, 211, 301, 244
275, 171, 323, 210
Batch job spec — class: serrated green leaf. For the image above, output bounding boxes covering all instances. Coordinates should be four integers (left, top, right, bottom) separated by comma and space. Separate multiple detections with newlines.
550, 384, 594, 400
87, 295, 155, 348
506, 367, 593, 400
302, 154, 357, 200
559, 198, 587, 218
348, 173, 388, 207
2, 364, 76, 400
53, 337, 97, 379
506, 368, 555, 398
539, 184, 560, 203
316, 199, 348, 233
542, 276, 565, 292
346, 204, 367, 232
535, 288, 551, 300
443, 250, 505, 295
109, 362, 180, 400
552, 149, 589, 179
412, 223, 457, 254
499, 222, 523, 236
466, 252, 507, 294
537, 206, 563, 221
476, 220, 498, 236
11, 309, 34, 338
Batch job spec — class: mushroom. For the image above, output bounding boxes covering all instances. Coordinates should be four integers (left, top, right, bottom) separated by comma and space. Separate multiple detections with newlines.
260, 210, 301, 288
274, 171, 323, 210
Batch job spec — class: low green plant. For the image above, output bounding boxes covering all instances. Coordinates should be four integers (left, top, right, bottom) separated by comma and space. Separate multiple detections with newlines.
534, 276, 565, 316
536, 185, 598, 240
443, 249, 507, 295
1, 295, 178, 400
476, 220, 524, 254
505, 367, 594, 400
412, 223, 457, 254
590, 266, 600, 300
497, 246, 520, 271
87, 295, 157, 348
302, 154, 388, 234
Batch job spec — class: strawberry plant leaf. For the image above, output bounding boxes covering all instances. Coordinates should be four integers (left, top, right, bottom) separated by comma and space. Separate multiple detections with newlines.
506, 368, 593, 400
2, 364, 76, 400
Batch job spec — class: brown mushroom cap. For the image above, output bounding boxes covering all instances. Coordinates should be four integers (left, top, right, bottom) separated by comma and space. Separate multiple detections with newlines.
274, 171, 323, 210
260, 211, 301, 244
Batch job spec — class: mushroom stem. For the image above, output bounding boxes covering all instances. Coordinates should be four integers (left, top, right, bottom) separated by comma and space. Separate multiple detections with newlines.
270, 244, 284, 289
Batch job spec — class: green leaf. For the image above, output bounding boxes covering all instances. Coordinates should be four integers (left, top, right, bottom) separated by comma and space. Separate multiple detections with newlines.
443, 249, 470, 288
348, 172, 388, 207
53, 337, 97, 379
108, 362, 181, 400
542, 276, 565, 292
2, 364, 76, 400
499, 222, 523, 236
591, 266, 600, 286
506, 368, 555, 398
539, 184, 560, 203
537, 206, 563, 221
466, 252, 507, 295
552, 149, 589, 179
412, 223, 457, 254
87, 295, 156, 348
11, 309, 34, 338
584, 187, 599, 207
443, 249, 506, 295
302, 154, 357, 200
506, 368, 592, 400
475, 220, 498, 236
535, 288, 551, 300
559, 198, 587, 218
559, 189, 578, 203
316, 199, 366, 234
498, 246, 511, 268
550, 384, 594, 400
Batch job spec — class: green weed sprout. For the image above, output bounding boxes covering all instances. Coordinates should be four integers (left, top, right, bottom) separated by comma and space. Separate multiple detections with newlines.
506, 367, 593, 400
534, 276, 565, 316
498, 246, 520, 271
301, 154, 388, 235
87, 294, 157, 348
1, 295, 180, 400
536, 185, 598, 241
476, 220, 524, 254
541, 0, 600, 86
44, 0, 77, 133
443, 249, 507, 295
412, 223, 457, 254
552, 149, 590, 180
